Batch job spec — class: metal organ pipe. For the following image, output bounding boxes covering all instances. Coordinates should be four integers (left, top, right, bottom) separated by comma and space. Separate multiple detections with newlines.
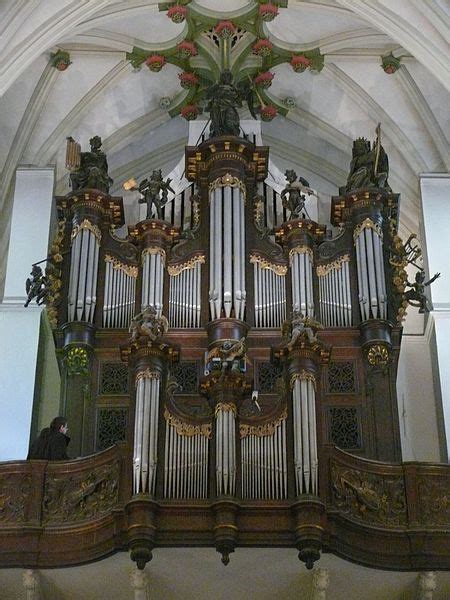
67, 221, 101, 323
133, 370, 160, 495
142, 248, 165, 316
354, 220, 386, 320
290, 248, 314, 317
317, 256, 352, 327
102, 256, 137, 328
240, 415, 287, 500
215, 404, 236, 496
251, 256, 287, 328
208, 177, 246, 321
292, 373, 318, 495
168, 256, 205, 328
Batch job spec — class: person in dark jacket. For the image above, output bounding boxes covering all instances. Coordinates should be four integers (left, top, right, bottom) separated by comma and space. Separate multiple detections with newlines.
27, 416, 70, 460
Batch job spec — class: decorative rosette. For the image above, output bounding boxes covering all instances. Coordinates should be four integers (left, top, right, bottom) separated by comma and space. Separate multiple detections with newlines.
252, 39, 273, 57
290, 54, 311, 73
259, 3, 279, 21
51, 50, 72, 71
180, 104, 199, 120
214, 20, 236, 39
260, 105, 277, 121
145, 54, 166, 72
381, 54, 401, 74
178, 71, 199, 89
254, 71, 274, 89
167, 5, 188, 23
177, 41, 198, 59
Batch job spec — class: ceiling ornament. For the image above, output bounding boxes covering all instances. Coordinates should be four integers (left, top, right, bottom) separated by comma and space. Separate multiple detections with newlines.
126, 0, 324, 122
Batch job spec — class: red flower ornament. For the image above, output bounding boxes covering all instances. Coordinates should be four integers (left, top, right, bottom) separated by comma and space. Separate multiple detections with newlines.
214, 21, 236, 39
254, 71, 274, 89
177, 41, 198, 59
260, 105, 277, 121
167, 5, 188, 24
259, 3, 279, 22
252, 39, 273, 57
290, 55, 311, 73
178, 71, 199, 89
146, 54, 166, 72
180, 104, 198, 120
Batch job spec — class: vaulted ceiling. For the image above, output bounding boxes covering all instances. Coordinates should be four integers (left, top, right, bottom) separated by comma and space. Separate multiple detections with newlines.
0, 0, 448, 278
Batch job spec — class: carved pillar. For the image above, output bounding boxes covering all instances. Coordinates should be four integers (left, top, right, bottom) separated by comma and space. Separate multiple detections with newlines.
277, 318, 330, 570
129, 220, 179, 316
275, 220, 326, 318
185, 136, 269, 324
201, 319, 251, 565
311, 567, 330, 600
121, 326, 176, 570
129, 566, 149, 600
331, 189, 402, 461
23, 569, 41, 600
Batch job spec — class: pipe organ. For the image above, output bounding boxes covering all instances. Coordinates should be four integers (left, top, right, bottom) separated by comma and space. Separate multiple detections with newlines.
52, 128, 408, 570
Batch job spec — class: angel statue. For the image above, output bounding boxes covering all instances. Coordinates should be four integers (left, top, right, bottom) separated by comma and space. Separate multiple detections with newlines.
282, 310, 324, 350
404, 269, 440, 313
129, 306, 169, 343
125, 169, 175, 220
280, 170, 312, 220
24, 264, 50, 307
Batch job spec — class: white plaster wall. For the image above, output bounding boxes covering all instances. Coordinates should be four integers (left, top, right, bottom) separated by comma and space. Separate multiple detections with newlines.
0, 167, 54, 460
396, 328, 441, 462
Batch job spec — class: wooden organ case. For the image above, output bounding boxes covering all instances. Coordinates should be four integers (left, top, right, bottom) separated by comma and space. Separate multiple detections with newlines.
2, 133, 449, 573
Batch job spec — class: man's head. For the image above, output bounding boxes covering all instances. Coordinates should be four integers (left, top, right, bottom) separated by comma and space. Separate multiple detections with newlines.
50, 416, 68, 435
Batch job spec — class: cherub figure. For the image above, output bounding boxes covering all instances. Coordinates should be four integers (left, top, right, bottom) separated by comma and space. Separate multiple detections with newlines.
137, 169, 175, 220
280, 170, 311, 220
24, 265, 50, 307
129, 306, 169, 342
207, 337, 248, 374
404, 270, 440, 313
282, 310, 323, 350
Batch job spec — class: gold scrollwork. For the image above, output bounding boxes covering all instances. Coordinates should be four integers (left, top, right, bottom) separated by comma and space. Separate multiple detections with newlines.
290, 370, 316, 389
105, 254, 138, 278
249, 254, 287, 276
240, 407, 287, 439
141, 246, 166, 265
71, 219, 102, 243
215, 402, 237, 416
168, 254, 205, 276
164, 408, 212, 439
135, 369, 160, 386
316, 254, 350, 277
208, 173, 246, 201
288, 245, 313, 264
366, 344, 390, 367
353, 218, 383, 241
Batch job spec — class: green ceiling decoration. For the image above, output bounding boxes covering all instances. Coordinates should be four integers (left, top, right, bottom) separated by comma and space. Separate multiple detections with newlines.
126, 1, 324, 121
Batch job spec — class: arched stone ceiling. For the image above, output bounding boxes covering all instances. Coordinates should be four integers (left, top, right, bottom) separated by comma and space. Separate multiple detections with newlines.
0, 0, 449, 279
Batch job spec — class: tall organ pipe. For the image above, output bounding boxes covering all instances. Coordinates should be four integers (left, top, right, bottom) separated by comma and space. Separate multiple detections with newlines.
292, 373, 318, 495
68, 221, 101, 323
354, 220, 386, 321
142, 248, 165, 315
133, 371, 160, 495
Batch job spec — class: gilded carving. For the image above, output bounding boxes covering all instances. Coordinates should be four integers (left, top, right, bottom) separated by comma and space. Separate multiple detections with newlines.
43, 461, 120, 524
240, 407, 287, 438
249, 254, 287, 276
316, 254, 350, 277
135, 369, 160, 385
366, 344, 390, 368
208, 173, 246, 200
353, 218, 382, 241
215, 403, 237, 416
331, 463, 407, 526
0, 473, 31, 524
66, 346, 90, 377
141, 246, 166, 265
105, 254, 138, 278
288, 245, 313, 264
417, 475, 450, 526
290, 370, 316, 390
164, 408, 212, 439
167, 254, 205, 276
71, 219, 102, 244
